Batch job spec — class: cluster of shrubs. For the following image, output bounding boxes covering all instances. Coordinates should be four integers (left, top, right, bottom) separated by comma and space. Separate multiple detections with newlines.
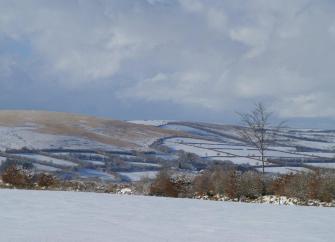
1, 164, 56, 188
2, 158, 334, 205
271, 170, 335, 202
149, 169, 192, 197
146, 166, 335, 203
0, 160, 120, 192
193, 167, 259, 199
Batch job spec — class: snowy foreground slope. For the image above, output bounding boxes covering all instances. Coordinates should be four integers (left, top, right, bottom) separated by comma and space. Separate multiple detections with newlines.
1, 190, 334, 242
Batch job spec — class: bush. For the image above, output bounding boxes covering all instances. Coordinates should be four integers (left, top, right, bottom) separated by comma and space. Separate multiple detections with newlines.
0, 159, 33, 173
35, 173, 57, 187
192, 166, 234, 196
149, 169, 178, 197
1, 162, 58, 189
1, 165, 32, 187
314, 171, 335, 202
271, 170, 335, 202
274, 173, 310, 201
192, 170, 213, 195
223, 169, 239, 199
238, 171, 263, 199
270, 173, 292, 196
192, 166, 239, 198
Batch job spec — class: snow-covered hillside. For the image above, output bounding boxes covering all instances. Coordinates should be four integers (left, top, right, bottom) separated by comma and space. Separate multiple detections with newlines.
0, 111, 180, 151
152, 121, 335, 172
0, 189, 334, 242
0, 126, 118, 151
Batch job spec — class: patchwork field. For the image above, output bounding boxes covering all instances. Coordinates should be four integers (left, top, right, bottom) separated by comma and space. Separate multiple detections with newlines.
0, 112, 334, 183
156, 121, 335, 174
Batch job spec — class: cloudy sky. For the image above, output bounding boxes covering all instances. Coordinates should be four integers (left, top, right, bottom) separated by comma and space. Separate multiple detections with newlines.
0, 0, 334, 127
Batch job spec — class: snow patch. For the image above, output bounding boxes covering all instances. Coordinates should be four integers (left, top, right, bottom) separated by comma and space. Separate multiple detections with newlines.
128, 120, 171, 126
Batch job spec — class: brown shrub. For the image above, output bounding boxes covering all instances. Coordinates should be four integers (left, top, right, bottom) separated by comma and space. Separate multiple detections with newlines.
271, 170, 335, 202
149, 169, 178, 197
173, 175, 193, 198
318, 171, 335, 202
192, 170, 214, 195
281, 173, 309, 201
35, 173, 57, 187
2, 165, 32, 187
224, 169, 239, 199
192, 166, 239, 198
271, 173, 294, 196
307, 170, 321, 199
210, 167, 226, 195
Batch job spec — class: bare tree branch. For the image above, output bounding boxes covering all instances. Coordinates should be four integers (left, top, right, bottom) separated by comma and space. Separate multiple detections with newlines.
237, 102, 285, 175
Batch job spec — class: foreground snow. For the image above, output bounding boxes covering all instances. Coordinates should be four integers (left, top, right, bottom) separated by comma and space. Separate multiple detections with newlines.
0, 189, 334, 242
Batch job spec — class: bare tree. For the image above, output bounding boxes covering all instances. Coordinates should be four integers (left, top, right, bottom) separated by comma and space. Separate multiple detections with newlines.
237, 102, 284, 175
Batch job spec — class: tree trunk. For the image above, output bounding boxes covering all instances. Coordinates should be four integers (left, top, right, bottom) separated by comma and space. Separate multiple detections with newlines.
261, 150, 266, 196
261, 150, 265, 175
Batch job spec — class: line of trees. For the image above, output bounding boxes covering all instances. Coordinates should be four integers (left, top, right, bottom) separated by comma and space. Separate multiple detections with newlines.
146, 166, 335, 203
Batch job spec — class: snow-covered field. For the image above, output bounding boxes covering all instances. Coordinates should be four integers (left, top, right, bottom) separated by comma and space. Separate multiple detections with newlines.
127, 120, 171, 126
126, 161, 161, 167
79, 159, 105, 166
33, 163, 61, 172
255, 166, 311, 174
78, 168, 115, 180
306, 162, 335, 169
0, 189, 334, 242
52, 152, 109, 159
118, 171, 159, 181
163, 132, 335, 171
297, 152, 335, 158
212, 156, 264, 166
293, 140, 335, 151
0, 126, 117, 151
17, 154, 77, 167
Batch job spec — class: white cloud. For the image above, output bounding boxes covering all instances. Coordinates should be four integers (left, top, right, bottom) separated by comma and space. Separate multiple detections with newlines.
122, 71, 223, 109
275, 93, 335, 118
0, 1, 157, 86
229, 27, 269, 58
179, 0, 227, 32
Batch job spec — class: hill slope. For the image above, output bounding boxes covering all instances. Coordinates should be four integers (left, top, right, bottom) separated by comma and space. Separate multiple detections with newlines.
130, 120, 335, 172
0, 110, 182, 151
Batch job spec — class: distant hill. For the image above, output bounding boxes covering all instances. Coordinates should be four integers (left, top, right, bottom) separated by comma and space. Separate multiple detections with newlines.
0, 110, 183, 151
0, 112, 333, 175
